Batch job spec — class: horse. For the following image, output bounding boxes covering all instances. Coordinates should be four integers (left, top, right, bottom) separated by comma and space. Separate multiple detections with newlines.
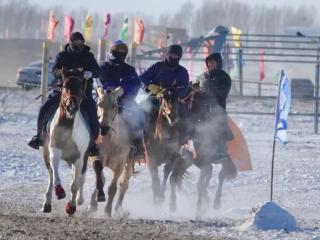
41, 68, 90, 215
88, 87, 134, 217
182, 87, 237, 213
143, 84, 192, 212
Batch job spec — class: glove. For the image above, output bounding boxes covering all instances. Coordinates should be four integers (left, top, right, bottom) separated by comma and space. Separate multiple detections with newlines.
84, 71, 93, 80
147, 84, 162, 96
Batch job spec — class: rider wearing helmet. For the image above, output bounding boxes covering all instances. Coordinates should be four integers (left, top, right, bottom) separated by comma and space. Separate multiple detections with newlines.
28, 32, 101, 156
99, 40, 145, 160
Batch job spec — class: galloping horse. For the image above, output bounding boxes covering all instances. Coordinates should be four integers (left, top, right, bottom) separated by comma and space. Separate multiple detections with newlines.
89, 87, 134, 217
42, 68, 90, 215
144, 84, 192, 211
183, 87, 237, 213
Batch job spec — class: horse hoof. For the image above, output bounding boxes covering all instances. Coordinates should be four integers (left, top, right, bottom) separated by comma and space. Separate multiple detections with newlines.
77, 197, 84, 206
105, 206, 112, 217
214, 199, 221, 209
55, 185, 66, 200
42, 204, 52, 213
66, 202, 76, 215
170, 202, 177, 212
96, 192, 106, 202
88, 204, 98, 213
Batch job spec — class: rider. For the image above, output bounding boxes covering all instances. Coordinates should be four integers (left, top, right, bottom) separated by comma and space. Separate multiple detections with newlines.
194, 52, 232, 163
139, 44, 190, 143
28, 32, 101, 156
99, 40, 145, 160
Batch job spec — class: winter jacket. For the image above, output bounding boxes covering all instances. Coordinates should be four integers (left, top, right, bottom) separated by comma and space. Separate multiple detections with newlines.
52, 44, 101, 95
100, 61, 141, 101
139, 61, 189, 98
195, 69, 231, 110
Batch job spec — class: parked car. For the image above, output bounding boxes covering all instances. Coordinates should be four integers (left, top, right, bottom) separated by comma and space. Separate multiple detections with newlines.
16, 60, 56, 89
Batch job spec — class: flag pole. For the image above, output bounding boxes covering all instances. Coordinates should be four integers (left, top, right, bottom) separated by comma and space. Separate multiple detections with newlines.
270, 70, 282, 202
270, 137, 276, 202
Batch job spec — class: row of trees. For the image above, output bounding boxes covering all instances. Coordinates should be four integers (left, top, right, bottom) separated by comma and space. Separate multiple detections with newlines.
0, 0, 317, 41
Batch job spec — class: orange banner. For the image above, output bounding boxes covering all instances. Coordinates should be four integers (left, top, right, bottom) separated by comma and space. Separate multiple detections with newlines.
47, 12, 59, 41
134, 18, 145, 45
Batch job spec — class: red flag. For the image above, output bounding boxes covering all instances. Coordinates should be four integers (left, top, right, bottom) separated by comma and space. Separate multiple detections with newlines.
103, 13, 111, 39
260, 49, 265, 81
134, 18, 145, 45
64, 15, 75, 42
47, 12, 59, 41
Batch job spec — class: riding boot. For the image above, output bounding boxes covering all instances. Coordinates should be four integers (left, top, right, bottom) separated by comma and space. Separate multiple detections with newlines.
131, 137, 145, 161
28, 133, 43, 150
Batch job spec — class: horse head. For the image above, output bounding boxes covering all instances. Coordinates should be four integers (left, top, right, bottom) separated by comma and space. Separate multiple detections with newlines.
155, 82, 180, 127
96, 86, 124, 135
60, 67, 84, 119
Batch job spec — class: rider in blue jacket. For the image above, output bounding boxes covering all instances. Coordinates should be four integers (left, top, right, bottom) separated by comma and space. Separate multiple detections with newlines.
140, 44, 190, 144
99, 40, 144, 160
140, 44, 189, 98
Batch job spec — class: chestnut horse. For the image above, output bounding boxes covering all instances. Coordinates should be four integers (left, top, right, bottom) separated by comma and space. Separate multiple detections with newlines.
41, 68, 90, 215
144, 85, 192, 212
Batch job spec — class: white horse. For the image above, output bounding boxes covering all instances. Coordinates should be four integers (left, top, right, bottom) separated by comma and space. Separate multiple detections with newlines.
42, 68, 90, 215
89, 87, 134, 217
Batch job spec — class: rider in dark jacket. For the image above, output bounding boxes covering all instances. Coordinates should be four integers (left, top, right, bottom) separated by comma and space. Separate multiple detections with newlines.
194, 52, 232, 163
28, 32, 101, 156
100, 40, 145, 160
140, 44, 190, 146
140, 45, 189, 98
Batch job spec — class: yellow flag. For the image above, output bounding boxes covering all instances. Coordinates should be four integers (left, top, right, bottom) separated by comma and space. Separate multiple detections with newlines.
84, 15, 93, 43
230, 26, 241, 48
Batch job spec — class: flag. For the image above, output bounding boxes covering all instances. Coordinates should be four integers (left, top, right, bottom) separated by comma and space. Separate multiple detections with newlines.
274, 70, 291, 144
260, 49, 265, 81
120, 17, 129, 43
103, 13, 111, 39
134, 18, 145, 45
47, 12, 59, 41
230, 26, 241, 48
64, 15, 75, 42
84, 15, 93, 43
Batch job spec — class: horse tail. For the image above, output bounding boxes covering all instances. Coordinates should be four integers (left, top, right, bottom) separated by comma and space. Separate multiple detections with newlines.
221, 157, 237, 181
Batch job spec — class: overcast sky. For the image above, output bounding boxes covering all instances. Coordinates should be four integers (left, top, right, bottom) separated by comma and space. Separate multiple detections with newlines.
3, 0, 319, 16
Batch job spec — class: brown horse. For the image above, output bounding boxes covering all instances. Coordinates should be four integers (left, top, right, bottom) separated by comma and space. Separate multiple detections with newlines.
144, 85, 192, 212
89, 87, 134, 217
41, 68, 90, 215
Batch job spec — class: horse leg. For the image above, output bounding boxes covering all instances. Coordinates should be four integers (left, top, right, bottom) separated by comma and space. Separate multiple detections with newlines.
213, 159, 237, 209
76, 152, 88, 206
93, 159, 106, 202
149, 165, 161, 205
159, 161, 173, 202
169, 169, 180, 212
66, 155, 84, 215
197, 167, 206, 213
203, 164, 213, 206
49, 148, 66, 200
42, 147, 53, 213
105, 167, 122, 217
115, 157, 133, 213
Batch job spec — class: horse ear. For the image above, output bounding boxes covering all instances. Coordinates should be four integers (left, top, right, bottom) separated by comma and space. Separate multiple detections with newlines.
114, 86, 124, 98
97, 87, 105, 98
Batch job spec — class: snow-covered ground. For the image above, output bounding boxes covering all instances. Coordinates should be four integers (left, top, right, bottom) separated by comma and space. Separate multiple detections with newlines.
0, 88, 319, 239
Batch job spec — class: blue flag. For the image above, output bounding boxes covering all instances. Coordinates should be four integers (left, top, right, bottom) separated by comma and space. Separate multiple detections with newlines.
274, 70, 291, 144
